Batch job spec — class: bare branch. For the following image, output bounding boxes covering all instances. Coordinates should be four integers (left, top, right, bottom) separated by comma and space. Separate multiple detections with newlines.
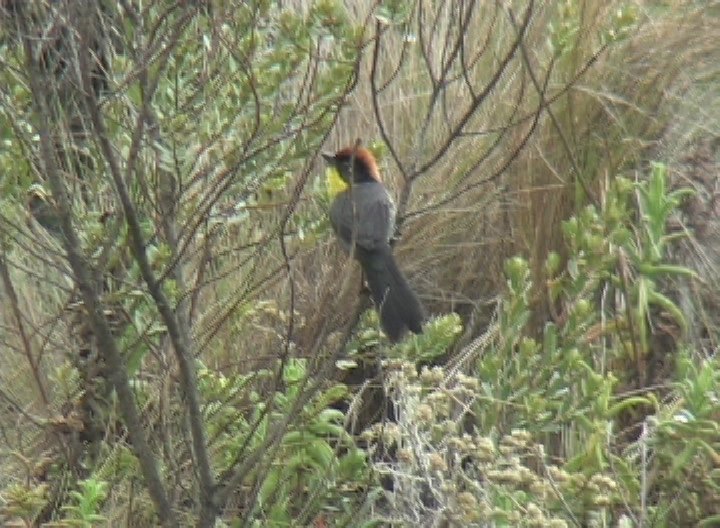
14, 4, 176, 523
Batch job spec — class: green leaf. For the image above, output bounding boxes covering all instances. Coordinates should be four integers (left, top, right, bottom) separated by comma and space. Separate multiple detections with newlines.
607, 396, 653, 417
647, 289, 687, 334
638, 263, 697, 279
303, 439, 335, 470
338, 449, 367, 478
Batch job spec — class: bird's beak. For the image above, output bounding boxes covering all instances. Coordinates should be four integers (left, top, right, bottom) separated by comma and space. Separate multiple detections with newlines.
321, 152, 336, 165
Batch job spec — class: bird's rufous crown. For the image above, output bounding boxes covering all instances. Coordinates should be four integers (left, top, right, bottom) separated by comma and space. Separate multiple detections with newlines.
333, 146, 382, 182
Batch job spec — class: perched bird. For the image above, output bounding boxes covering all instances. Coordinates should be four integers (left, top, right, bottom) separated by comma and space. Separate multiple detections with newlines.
323, 146, 425, 341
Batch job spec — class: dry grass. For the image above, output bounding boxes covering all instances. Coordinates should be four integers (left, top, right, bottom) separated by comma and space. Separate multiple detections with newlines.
160, 0, 720, 371
183, 0, 720, 374
309, 0, 720, 347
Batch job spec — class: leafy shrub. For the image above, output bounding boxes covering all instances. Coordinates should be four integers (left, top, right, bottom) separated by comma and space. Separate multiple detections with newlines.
364, 162, 720, 526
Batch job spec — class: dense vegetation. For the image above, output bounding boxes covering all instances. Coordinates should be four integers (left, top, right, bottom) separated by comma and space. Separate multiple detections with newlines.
0, 1, 719, 526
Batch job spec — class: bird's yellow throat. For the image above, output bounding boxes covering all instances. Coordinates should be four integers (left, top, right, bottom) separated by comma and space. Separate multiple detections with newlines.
325, 166, 349, 201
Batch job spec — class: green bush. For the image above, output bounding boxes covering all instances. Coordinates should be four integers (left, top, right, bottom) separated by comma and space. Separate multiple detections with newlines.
364, 162, 720, 526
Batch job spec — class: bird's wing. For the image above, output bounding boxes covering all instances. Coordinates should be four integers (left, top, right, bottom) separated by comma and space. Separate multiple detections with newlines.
329, 184, 394, 252
355, 196, 393, 250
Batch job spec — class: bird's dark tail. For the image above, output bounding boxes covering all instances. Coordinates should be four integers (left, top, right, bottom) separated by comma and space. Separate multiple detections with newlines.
356, 244, 425, 342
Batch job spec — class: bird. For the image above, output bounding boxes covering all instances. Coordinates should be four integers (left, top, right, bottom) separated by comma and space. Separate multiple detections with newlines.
323, 146, 425, 342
